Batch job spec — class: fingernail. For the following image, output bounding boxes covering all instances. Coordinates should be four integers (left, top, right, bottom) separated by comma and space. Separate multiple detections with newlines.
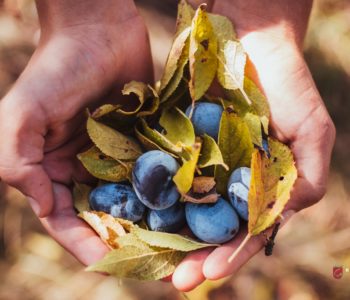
27, 197, 41, 216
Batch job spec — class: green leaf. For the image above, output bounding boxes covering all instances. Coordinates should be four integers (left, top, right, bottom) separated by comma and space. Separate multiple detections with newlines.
217, 40, 246, 91
173, 142, 201, 194
139, 119, 182, 155
248, 139, 297, 235
159, 107, 195, 147
133, 228, 215, 251
189, 5, 218, 100
73, 182, 92, 213
86, 240, 186, 281
227, 76, 270, 140
198, 134, 228, 169
87, 117, 142, 161
160, 27, 191, 94
77, 146, 132, 182
214, 109, 254, 196
134, 121, 176, 157
243, 77, 270, 134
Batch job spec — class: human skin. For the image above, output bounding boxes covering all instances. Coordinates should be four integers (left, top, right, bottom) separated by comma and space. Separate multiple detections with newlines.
172, 0, 336, 291
0, 0, 153, 264
0, 0, 335, 291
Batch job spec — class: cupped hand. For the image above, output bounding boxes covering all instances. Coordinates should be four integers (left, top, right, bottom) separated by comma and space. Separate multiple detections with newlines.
0, 0, 153, 265
172, 0, 336, 291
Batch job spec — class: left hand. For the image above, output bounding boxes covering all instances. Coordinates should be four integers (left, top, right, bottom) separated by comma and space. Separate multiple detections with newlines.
171, 0, 336, 291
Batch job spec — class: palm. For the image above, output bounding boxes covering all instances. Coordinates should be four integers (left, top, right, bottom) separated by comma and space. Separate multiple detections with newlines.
171, 0, 335, 291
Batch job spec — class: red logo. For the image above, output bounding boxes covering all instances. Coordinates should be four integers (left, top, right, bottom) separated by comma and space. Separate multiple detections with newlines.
333, 266, 343, 279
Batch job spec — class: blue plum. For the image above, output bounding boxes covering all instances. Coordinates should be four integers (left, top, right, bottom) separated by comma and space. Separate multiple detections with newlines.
227, 167, 251, 221
89, 183, 145, 222
185, 198, 240, 244
147, 202, 186, 233
185, 102, 223, 140
132, 150, 180, 210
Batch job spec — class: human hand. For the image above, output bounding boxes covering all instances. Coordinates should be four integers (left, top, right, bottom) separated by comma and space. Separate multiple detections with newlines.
0, 0, 153, 265
172, 0, 336, 291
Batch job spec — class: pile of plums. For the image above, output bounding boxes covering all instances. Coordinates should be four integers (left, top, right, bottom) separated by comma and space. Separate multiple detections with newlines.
89, 102, 252, 244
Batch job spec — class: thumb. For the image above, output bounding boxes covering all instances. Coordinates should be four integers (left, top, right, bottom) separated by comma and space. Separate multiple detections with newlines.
0, 89, 54, 217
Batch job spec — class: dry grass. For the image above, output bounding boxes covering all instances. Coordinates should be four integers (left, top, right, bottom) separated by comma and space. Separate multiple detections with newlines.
0, 1, 349, 299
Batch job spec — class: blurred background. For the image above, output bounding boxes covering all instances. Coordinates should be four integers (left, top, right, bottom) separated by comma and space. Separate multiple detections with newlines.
0, 0, 349, 299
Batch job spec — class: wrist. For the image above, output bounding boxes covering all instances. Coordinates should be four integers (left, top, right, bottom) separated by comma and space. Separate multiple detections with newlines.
212, 0, 313, 49
35, 0, 139, 35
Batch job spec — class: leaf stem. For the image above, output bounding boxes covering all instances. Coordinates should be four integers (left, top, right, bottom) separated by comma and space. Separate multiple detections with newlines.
227, 233, 252, 263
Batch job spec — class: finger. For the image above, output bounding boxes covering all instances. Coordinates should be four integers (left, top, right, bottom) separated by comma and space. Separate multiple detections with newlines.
202, 228, 264, 280
203, 210, 295, 280
172, 248, 213, 292
40, 182, 109, 265
0, 96, 54, 217
43, 130, 95, 185
287, 104, 335, 211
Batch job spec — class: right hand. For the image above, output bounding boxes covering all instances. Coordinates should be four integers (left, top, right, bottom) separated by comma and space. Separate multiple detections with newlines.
0, 0, 153, 265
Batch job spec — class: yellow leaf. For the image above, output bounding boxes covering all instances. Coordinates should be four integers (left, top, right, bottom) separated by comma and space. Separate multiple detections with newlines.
248, 139, 297, 235
208, 13, 236, 45
160, 27, 191, 94
87, 117, 142, 161
176, 0, 195, 37
214, 109, 254, 197
189, 5, 218, 100
159, 107, 195, 147
173, 142, 202, 194
77, 146, 132, 182
217, 40, 246, 91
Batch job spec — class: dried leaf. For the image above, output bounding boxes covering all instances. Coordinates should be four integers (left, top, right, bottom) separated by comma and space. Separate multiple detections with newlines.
133, 228, 215, 251
214, 109, 254, 196
160, 28, 191, 94
227, 76, 270, 138
115, 218, 135, 232
73, 182, 92, 213
208, 13, 236, 45
77, 146, 132, 182
198, 134, 228, 169
86, 239, 186, 280
182, 192, 219, 204
217, 40, 246, 91
87, 117, 142, 161
121, 81, 159, 117
192, 176, 216, 193
92, 104, 122, 119
176, 0, 195, 36
248, 139, 297, 235
139, 119, 182, 155
243, 76, 270, 134
159, 107, 195, 147
79, 211, 126, 249
173, 142, 202, 194
189, 5, 218, 100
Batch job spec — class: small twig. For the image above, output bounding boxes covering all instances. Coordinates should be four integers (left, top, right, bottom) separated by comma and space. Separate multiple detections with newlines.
228, 233, 252, 263
264, 222, 280, 256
